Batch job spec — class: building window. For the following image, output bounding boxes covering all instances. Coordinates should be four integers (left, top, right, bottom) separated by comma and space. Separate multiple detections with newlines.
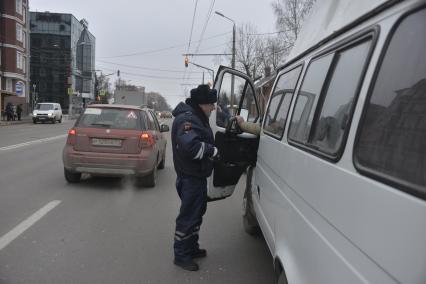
355, 8, 426, 199
6, 79, 13, 92
16, 0, 23, 15
16, 51, 23, 70
16, 23, 23, 42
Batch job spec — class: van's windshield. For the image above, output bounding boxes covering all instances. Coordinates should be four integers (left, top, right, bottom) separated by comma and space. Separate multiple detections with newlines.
35, 104, 54, 110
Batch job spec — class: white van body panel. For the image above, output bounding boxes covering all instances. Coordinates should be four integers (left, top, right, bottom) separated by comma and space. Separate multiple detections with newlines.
250, 0, 426, 283
288, 0, 390, 60
210, 0, 426, 284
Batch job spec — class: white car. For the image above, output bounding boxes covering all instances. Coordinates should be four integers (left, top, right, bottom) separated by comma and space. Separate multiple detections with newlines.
33, 103, 63, 124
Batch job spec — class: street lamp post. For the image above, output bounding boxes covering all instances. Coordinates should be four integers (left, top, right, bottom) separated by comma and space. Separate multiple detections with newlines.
215, 11, 236, 113
188, 61, 215, 83
32, 84, 37, 111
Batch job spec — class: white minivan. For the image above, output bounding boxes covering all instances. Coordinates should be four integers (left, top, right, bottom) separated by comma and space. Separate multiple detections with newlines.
33, 103, 63, 124
207, 0, 426, 283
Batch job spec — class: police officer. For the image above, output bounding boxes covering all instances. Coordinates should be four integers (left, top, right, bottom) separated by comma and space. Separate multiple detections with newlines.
171, 84, 218, 271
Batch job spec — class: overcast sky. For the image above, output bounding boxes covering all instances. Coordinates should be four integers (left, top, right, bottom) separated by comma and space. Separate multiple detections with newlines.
30, 0, 277, 108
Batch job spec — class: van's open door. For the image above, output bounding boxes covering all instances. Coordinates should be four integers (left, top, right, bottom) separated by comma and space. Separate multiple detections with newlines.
207, 66, 260, 201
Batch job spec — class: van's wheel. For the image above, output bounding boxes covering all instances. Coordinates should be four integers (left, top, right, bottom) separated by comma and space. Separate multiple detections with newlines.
242, 168, 260, 235
243, 190, 260, 235
157, 152, 165, 169
58, 116, 62, 123
64, 168, 81, 183
138, 165, 157, 187
277, 270, 288, 284
33, 119, 37, 124
52, 118, 56, 124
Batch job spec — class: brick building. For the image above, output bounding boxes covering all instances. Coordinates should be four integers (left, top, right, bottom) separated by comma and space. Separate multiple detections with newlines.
0, 0, 30, 117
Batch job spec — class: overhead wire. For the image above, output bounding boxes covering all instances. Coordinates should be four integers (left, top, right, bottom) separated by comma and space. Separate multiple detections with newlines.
97, 66, 204, 81
182, 0, 201, 91
97, 31, 231, 59
182, 0, 216, 87
96, 59, 204, 74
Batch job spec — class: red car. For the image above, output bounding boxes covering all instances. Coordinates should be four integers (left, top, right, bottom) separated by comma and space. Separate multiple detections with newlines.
62, 104, 169, 187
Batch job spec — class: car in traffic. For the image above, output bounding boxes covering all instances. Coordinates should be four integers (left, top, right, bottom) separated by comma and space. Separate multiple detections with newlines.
62, 104, 169, 186
32, 102, 63, 124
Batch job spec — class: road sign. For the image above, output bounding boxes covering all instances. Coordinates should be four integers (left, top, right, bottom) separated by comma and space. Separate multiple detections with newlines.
15, 82, 24, 96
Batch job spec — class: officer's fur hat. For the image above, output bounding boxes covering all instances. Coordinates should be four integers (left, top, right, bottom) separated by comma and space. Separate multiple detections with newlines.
190, 84, 217, 105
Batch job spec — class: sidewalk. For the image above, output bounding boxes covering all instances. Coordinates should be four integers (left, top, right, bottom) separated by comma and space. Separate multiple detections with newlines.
0, 116, 33, 126
0, 115, 73, 126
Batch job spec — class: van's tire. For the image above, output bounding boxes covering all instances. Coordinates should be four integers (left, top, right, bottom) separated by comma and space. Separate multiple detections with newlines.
157, 152, 165, 169
242, 168, 260, 235
277, 271, 288, 284
52, 118, 56, 124
33, 119, 37, 124
64, 168, 81, 183
243, 190, 260, 235
58, 116, 62, 123
138, 166, 157, 187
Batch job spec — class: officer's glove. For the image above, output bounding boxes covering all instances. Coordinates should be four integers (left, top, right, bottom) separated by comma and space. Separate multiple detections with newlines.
209, 147, 221, 161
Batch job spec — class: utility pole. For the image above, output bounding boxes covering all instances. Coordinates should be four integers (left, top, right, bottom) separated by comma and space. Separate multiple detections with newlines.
215, 11, 236, 113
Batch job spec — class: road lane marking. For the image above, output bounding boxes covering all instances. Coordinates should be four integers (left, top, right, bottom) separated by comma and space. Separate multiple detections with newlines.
0, 200, 61, 251
0, 134, 67, 151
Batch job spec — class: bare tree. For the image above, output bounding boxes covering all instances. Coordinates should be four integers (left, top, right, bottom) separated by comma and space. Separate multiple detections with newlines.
272, 0, 315, 47
95, 72, 112, 103
227, 23, 263, 80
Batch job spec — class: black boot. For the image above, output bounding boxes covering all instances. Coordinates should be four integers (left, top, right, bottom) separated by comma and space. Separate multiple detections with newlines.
174, 259, 199, 271
192, 248, 207, 258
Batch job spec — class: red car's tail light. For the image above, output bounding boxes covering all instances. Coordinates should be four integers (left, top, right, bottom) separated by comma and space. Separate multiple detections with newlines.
67, 129, 76, 145
139, 131, 155, 147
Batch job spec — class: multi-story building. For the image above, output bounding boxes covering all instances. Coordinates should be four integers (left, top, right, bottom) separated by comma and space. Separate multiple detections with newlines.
30, 12, 95, 114
0, 0, 30, 116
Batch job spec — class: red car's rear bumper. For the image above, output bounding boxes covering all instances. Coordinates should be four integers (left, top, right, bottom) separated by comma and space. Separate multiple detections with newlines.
62, 145, 156, 177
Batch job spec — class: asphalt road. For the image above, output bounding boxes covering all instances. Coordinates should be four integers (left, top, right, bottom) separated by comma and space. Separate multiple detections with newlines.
0, 120, 275, 284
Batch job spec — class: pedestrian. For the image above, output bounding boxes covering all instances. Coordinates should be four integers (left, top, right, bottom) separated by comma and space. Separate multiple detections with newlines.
5, 102, 13, 121
11, 104, 16, 121
171, 84, 218, 271
16, 104, 23, 121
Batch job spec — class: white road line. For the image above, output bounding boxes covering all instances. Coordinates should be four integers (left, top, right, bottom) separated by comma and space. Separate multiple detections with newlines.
0, 200, 61, 251
0, 134, 67, 151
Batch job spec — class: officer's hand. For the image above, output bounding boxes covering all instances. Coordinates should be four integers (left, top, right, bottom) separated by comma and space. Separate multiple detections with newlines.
209, 147, 221, 161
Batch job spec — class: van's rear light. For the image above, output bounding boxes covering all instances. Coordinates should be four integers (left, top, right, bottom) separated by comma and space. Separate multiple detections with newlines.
67, 129, 76, 145
139, 131, 155, 147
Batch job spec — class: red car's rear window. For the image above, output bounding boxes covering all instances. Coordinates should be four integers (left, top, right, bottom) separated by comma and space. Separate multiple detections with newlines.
76, 107, 145, 130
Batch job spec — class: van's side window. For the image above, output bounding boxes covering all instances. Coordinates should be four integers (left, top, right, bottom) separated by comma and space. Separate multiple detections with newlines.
263, 66, 302, 138
288, 54, 333, 142
311, 40, 371, 155
355, 9, 426, 199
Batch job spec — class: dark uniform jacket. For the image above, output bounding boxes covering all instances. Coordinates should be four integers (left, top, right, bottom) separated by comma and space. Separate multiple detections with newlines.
171, 100, 215, 178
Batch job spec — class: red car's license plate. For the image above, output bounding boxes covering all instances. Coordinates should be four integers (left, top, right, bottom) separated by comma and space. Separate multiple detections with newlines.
92, 138, 122, 147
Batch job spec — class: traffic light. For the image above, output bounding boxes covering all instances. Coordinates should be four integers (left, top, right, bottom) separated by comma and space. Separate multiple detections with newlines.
117, 70, 120, 77
184, 56, 189, 68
